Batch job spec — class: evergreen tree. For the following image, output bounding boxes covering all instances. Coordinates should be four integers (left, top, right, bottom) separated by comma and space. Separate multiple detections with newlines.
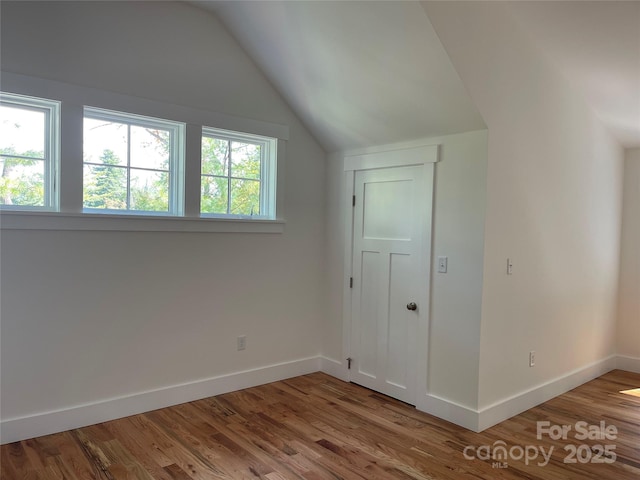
84, 149, 127, 209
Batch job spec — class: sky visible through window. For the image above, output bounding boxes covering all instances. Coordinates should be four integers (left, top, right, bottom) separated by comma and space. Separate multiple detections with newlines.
83, 118, 169, 170
0, 106, 45, 154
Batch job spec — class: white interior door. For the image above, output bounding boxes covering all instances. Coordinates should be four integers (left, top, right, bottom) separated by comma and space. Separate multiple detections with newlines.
349, 164, 430, 404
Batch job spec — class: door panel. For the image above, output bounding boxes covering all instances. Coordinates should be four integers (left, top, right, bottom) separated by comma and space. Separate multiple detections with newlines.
358, 250, 381, 378
387, 252, 411, 389
350, 164, 429, 405
363, 180, 412, 240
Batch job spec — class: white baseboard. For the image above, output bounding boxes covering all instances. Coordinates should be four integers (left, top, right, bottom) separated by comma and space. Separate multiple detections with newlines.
319, 356, 349, 381
617, 355, 640, 373
417, 393, 480, 431
416, 355, 619, 432
4, 354, 636, 444
476, 355, 617, 431
0, 356, 320, 445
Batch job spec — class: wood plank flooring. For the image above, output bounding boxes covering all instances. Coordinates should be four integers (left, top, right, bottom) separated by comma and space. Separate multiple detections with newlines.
1, 369, 639, 479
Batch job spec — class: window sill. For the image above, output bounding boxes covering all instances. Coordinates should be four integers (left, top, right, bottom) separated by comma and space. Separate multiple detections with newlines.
0, 211, 285, 233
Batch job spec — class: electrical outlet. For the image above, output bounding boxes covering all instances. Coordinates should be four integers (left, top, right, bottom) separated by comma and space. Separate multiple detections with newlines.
237, 335, 247, 351
529, 350, 535, 367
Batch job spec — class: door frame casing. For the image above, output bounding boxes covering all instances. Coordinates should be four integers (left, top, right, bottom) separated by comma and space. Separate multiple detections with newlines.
342, 144, 439, 406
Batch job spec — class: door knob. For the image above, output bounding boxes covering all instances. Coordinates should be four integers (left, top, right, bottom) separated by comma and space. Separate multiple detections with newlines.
406, 302, 417, 311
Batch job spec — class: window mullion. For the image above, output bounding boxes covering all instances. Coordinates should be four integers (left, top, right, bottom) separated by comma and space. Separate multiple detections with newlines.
227, 140, 232, 215
168, 129, 174, 214
0, 153, 46, 162
126, 124, 131, 210
259, 144, 265, 217
43, 110, 52, 208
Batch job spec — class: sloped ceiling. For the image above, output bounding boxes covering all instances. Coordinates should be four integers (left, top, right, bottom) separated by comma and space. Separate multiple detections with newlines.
507, 1, 640, 149
197, 1, 639, 152
197, 0, 486, 152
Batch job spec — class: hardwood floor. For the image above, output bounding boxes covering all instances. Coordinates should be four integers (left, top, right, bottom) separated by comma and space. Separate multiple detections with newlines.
2, 369, 639, 479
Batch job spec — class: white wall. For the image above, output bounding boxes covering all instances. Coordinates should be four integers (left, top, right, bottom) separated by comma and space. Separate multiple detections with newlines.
324, 130, 488, 410
618, 149, 640, 362
324, 152, 347, 364
0, 1, 326, 437
424, 2, 624, 413
1, 0, 631, 441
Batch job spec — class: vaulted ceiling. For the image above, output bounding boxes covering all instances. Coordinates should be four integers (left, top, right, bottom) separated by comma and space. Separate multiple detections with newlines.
196, 1, 640, 152
507, 1, 640, 149
197, 0, 485, 152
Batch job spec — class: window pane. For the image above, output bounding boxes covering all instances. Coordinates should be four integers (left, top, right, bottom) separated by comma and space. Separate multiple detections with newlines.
0, 105, 45, 158
200, 127, 274, 219
201, 137, 229, 176
83, 164, 127, 209
0, 157, 45, 206
83, 107, 184, 216
130, 126, 169, 171
230, 178, 260, 215
231, 141, 260, 179
130, 168, 169, 212
201, 176, 228, 214
83, 118, 128, 166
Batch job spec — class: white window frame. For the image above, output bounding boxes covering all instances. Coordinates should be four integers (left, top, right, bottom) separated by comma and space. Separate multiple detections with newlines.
201, 127, 277, 220
0, 92, 60, 211
0, 73, 288, 233
83, 106, 185, 216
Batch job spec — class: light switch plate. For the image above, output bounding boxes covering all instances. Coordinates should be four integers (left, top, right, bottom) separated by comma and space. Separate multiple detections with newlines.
438, 256, 448, 273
